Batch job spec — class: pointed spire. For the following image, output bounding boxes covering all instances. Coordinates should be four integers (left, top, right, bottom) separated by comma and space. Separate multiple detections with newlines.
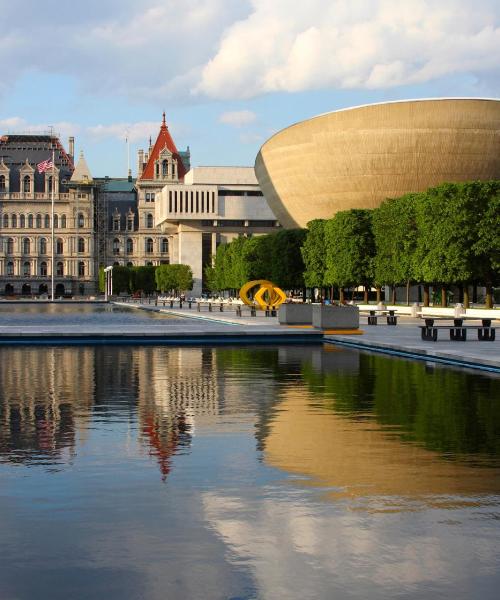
70, 150, 93, 183
162, 111, 166, 127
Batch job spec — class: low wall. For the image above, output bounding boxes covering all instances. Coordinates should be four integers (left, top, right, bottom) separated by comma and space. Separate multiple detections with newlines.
278, 303, 313, 325
312, 305, 359, 329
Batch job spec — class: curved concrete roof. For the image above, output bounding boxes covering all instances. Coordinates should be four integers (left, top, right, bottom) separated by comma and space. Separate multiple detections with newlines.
255, 98, 500, 228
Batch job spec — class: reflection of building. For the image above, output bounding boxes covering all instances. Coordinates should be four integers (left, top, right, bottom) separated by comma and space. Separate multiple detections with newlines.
0, 347, 95, 463
255, 98, 500, 228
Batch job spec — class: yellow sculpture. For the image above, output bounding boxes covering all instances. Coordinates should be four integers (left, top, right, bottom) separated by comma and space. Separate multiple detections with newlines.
239, 280, 287, 310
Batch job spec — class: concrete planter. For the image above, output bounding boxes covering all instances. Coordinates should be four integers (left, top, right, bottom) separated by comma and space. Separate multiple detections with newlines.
278, 303, 313, 325
312, 305, 359, 329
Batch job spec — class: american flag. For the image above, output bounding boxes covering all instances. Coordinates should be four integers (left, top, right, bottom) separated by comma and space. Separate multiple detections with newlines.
37, 158, 54, 174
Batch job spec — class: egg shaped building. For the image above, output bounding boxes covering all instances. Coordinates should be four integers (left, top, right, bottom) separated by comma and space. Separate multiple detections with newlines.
255, 98, 500, 229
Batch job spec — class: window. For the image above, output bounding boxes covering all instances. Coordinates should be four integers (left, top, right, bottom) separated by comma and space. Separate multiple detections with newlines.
113, 238, 120, 255
78, 261, 85, 277
56, 261, 64, 276
48, 176, 54, 193
126, 238, 133, 254
20, 215, 26, 228
40, 261, 47, 276
39, 238, 47, 254
23, 175, 30, 193
23, 261, 30, 276
113, 216, 120, 231
127, 262, 133, 267
161, 238, 168, 253
7, 238, 14, 254
56, 238, 63, 254
146, 213, 153, 228
77, 213, 84, 228
145, 238, 153, 253
28, 214, 33, 228
127, 216, 134, 231
3, 214, 8, 228
0, 175, 5, 191
7, 261, 14, 276
54, 214, 59, 228
36, 214, 42, 228
11, 214, 17, 228
145, 193, 150, 202
44, 215, 50, 228
61, 215, 67, 228
151, 192, 155, 202
22, 238, 30, 254
78, 238, 85, 253
162, 160, 168, 177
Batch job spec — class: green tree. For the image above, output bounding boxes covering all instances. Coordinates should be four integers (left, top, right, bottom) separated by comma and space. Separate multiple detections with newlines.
301, 219, 327, 289
131, 266, 157, 294
324, 209, 375, 302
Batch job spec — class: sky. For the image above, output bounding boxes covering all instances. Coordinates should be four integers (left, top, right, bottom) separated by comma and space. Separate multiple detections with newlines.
0, 0, 499, 178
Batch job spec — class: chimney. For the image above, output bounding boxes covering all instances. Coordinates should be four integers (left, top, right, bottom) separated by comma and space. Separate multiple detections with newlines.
137, 149, 144, 176
68, 136, 75, 159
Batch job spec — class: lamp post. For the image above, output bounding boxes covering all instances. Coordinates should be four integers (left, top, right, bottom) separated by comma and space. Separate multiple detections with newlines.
104, 266, 113, 301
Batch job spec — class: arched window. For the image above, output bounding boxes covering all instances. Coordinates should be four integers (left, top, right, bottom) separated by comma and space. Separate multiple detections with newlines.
7, 238, 14, 254
40, 261, 47, 276
22, 238, 30, 254
56, 238, 63, 254
113, 215, 120, 231
44, 214, 50, 228
146, 213, 153, 228
36, 214, 42, 228
127, 215, 134, 231
3, 214, 8, 228
145, 238, 153, 253
78, 261, 85, 277
56, 261, 64, 276
77, 213, 84, 228
78, 238, 85, 253
126, 238, 133, 254
0, 175, 5, 190
6, 261, 14, 276
23, 175, 30, 193
127, 261, 133, 267
161, 238, 168, 253
113, 238, 120, 255
40, 238, 47, 254
61, 214, 66, 228
162, 160, 168, 177
23, 261, 30, 276
54, 214, 59, 228
11, 214, 17, 228
20, 215, 26, 228
28, 214, 33, 228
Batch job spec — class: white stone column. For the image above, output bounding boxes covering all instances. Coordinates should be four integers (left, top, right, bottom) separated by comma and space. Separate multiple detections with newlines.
178, 229, 203, 297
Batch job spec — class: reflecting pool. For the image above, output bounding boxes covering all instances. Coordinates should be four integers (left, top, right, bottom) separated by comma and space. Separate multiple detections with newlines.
0, 345, 499, 599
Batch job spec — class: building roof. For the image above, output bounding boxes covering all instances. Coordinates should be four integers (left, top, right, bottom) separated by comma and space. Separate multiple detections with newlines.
70, 150, 93, 183
99, 178, 136, 193
139, 113, 187, 180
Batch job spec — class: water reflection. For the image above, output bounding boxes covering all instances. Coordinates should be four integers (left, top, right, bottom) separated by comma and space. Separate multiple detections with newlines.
0, 345, 499, 599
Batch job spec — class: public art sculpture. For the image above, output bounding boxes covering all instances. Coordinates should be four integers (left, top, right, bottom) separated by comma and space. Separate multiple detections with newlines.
239, 280, 287, 310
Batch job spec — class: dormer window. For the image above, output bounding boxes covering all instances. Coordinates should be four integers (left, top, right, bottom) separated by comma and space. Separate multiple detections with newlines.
162, 160, 168, 177
113, 214, 120, 231
23, 175, 31, 193
0, 175, 5, 191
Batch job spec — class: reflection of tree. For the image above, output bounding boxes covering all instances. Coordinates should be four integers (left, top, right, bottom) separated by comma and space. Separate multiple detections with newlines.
301, 352, 500, 457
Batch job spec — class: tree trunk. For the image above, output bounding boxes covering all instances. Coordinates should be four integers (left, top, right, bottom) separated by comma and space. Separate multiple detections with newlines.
458, 285, 464, 303
485, 284, 493, 309
391, 286, 396, 306
376, 286, 381, 303
463, 285, 470, 309
339, 288, 345, 303
473, 284, 478, 304
363, 286, 369, 304
441, 286, 447, 307
423, 285, 430, 307
302, 287, 307, 302
406, 280, 410, 306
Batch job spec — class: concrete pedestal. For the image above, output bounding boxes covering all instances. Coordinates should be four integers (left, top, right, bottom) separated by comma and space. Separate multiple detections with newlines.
312, 305, 359, 329
278, 303, 313, 325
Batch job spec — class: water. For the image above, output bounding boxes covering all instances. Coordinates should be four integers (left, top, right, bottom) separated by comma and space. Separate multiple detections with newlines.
0, 344, 499, 599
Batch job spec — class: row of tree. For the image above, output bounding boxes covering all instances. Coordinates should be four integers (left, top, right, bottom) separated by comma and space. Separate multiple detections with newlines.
207, 181, 499, 308
99, 264, 193, 295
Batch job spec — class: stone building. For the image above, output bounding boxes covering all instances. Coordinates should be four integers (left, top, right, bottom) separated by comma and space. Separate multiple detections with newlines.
0, 116, 279, 297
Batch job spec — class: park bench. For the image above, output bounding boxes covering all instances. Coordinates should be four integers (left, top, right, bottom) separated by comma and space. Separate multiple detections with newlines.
419, 317, 496, 341
360, 309, 398, 326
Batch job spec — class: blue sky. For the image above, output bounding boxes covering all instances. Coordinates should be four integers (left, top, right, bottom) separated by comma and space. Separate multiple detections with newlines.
1, 0, 498, 177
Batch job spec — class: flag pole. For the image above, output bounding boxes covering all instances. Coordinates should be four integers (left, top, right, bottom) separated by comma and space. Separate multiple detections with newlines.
51, 148, 55, 301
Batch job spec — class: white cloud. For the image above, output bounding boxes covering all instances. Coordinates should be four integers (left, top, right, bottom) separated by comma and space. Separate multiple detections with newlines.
196, 0, 500, 99
219, 110, 257, 127
87, 122, 159, 143
0, 117, 80, 138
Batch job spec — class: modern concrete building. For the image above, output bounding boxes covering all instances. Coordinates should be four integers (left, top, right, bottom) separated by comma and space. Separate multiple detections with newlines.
255, 98, 500, 228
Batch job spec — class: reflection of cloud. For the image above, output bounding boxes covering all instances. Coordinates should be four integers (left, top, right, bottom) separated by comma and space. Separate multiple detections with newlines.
203, 490, 500, 598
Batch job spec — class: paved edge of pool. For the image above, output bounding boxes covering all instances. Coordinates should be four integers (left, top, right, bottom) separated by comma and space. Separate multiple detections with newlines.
324, 337, 500, 374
